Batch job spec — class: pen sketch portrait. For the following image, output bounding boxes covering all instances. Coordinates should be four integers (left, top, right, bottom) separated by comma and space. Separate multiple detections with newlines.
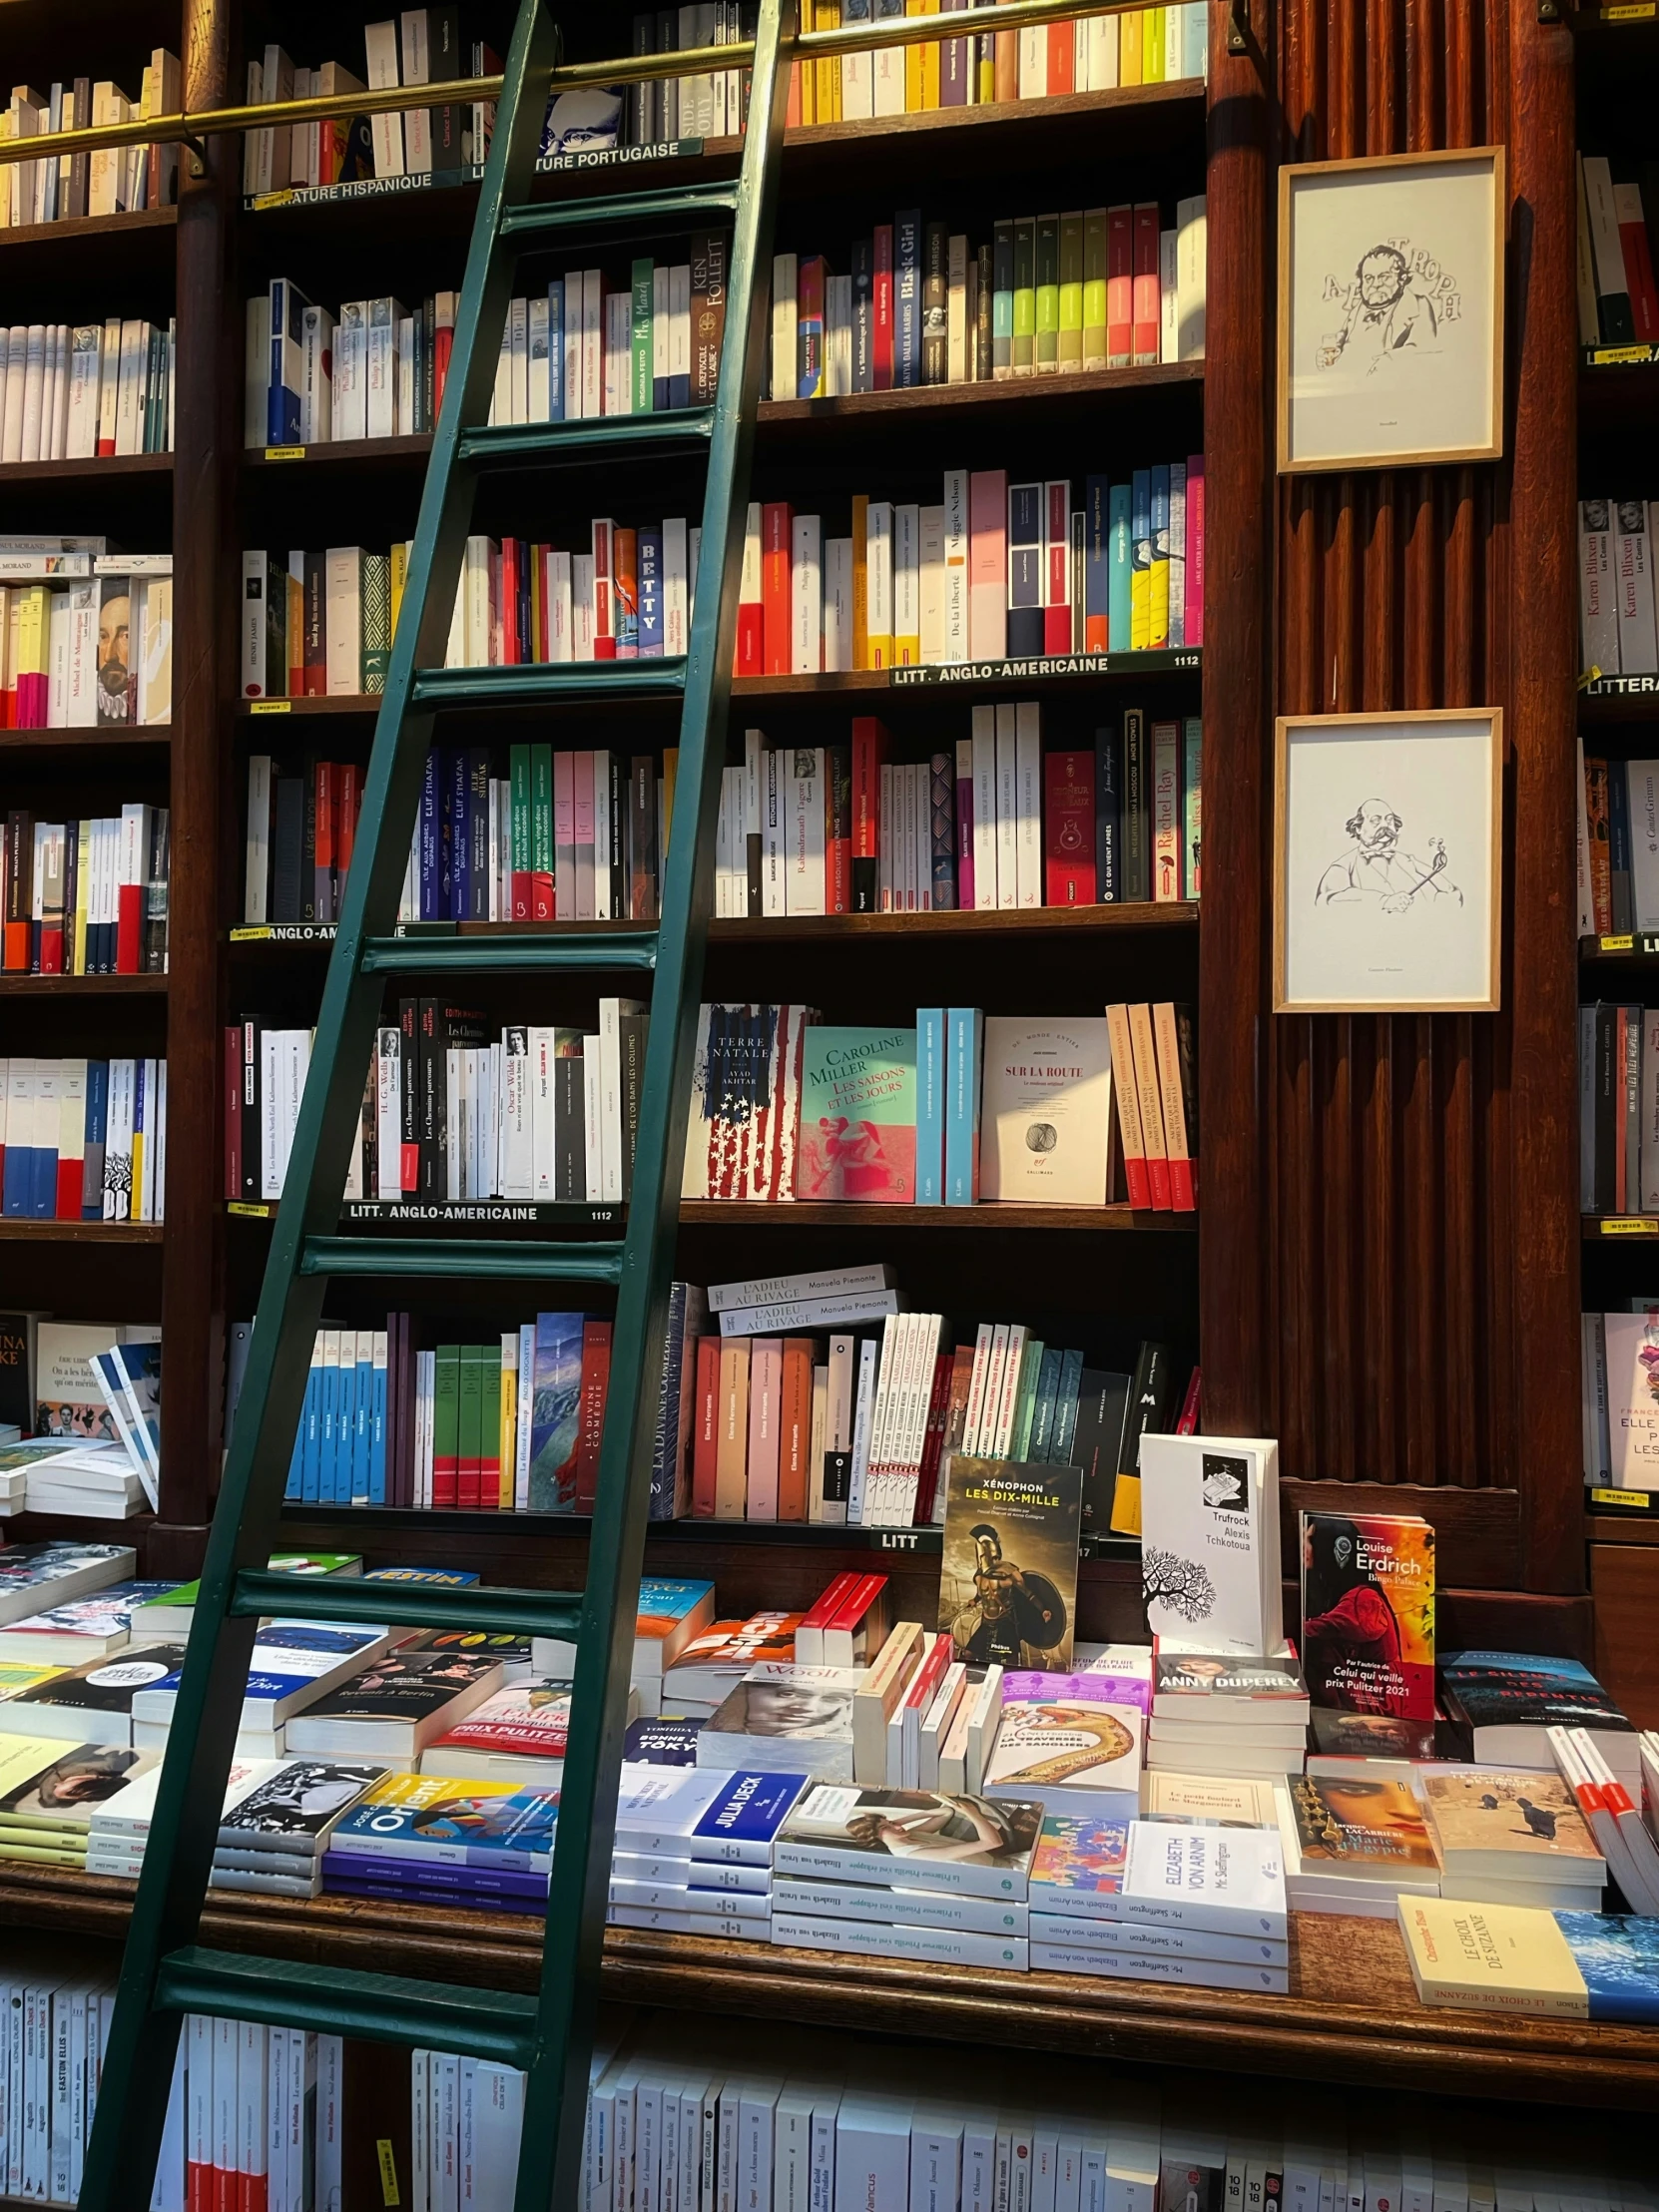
1279, 148, 1504, 472
1275, 711, 1502, 1012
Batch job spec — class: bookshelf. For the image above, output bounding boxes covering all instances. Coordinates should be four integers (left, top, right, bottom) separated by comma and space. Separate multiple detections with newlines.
5, 0, 1654, 2170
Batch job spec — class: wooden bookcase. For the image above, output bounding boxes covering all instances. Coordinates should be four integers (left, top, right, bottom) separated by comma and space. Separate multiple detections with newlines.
4, 0, 1652, 2139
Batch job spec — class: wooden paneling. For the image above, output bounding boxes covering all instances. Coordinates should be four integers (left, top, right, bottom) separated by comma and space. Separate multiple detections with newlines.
1200, 0, 1583, 1589
1591, 1543, 1659, 1728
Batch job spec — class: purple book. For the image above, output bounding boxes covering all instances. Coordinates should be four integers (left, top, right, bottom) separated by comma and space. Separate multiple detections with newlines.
325, 1870, 547, 1917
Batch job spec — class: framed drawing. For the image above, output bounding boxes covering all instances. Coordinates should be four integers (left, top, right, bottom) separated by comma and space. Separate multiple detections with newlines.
1278, 146, 1505, 473
1274, 709, 1503, 1013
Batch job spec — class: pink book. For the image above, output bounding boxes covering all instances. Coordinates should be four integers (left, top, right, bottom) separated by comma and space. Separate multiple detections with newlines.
553, 749, 577, 919
573, 750, 596, 920
1185, 455, 1205, 648
968, 469, 1008, 662
1132, 205, 1161, 366
591, 516, 615, 658
745, 1337, 783, 1521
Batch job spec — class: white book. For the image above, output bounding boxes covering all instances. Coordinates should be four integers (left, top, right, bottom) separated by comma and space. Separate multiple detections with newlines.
1579, 499, 1619, 677
334, 302, 367, 441
1137, 1432, 1284, 1657
918, 506, 946, 665
824, 538, 853, 672
528, 295, 551, 420
993, 701, 1018, 909
827, 275, 853, 396
892, 503, 920, 664
792, 515, 823, 673
581, 270, 603, 419
980, 1016, 1113, 1206
1614, 499, 1659, 675
1014, 701, 1042, 906
583, 1036, 604, 1202
603, 288, 631, 416
67, 325, 101, 459
399, 8, 432, 175
323, 547, 363, 694
663, 517, 689, 657
509, 294, 529, 424
1176, 195, 1207, 359
866, 501, 894, 663
771, 254, 799, 399
1629, 761, 1659, 933
367, 297, 405, 439
300, 306, 335, 443
364, 20, 405, 176
560, 271, 584, 419
1121, 1819, 1288, 1936
970, 703, 997, 910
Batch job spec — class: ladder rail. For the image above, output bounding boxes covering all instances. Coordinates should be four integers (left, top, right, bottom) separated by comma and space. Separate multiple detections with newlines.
75, 8, 562, 2204
515, 3, 797, 2205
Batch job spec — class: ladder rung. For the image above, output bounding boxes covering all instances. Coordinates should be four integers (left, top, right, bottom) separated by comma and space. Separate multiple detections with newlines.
410, 660, 687, 711
299, 1236, 626, 1283
500, 179, 741, 250
232, 1568, 583, 1641
459, 409, 714, 469
359, 929, 659, 974
154, 1948, 539, 2070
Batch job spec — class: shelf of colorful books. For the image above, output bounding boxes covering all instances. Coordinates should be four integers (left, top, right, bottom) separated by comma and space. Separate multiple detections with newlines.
0, 1873, 1651, 2108
0, 723, 172, 755
0, 1218, 163, 1244
224, 1199, 1194, 1233
0, 453, 173, 487
0, 972, 167, 996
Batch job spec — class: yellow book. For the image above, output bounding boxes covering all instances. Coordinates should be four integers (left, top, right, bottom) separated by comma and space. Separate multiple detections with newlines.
1130, 564, 1150, 651
1396, 1898, 1589, 2019
498, 1346, 516, 1509
1057, 211, 1084, 371
389, 541, 408, 640
74, 819, 92, 975
815, 2, 842, 121
1120, 11, 1143, 84
1143, 6, 1165, 81
795, 56, 816, 126
1149, 548, 1170, 650
905, 0, 928, 109
920, 0, 941, 107
851, 495, 870, 670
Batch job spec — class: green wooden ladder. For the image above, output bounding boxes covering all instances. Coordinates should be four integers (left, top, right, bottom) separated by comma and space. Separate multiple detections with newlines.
79, 3, 793, 2205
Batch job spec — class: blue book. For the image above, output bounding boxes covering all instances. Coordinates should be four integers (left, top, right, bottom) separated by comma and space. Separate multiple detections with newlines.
82, 1060, 109, 1219
419, 750, 443, 921
894, 209, 922, 388
267, 278, 312, 446
352, 1340, 372, 1504
300, 1341, 322, 1504
916, 1008, 945, 1206
285, 1410, 303, 1502
369, 1343, 388, 1505
448, 749, 471, 921
1554, 1914, 1659, 2022
851, 237, 874, 393
1094, 724, 1121, 901
944, 1006, 983, 1207
1051, 1348, 1085, 1464
1108, 483, 1132, 651
29, 1068, 58, 1219
1029, 1347, 1064, 1461
547, 280, 565, 421
1084, 475, 1111, 652
331, 1781, 562, 1869
624, 1717, 703, 1765
638, 528, 664, 656
321, 1341, 344, 1504
527, 1311, 585, 1511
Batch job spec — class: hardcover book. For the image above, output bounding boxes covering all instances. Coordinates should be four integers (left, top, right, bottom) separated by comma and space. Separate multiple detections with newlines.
1300, 1509, 1435, 1719
938, 1457, 1082, 1670
977, 1018, 1114, 1206
797, 1027, 917, 1203
1137, 1435, 1282, 1659
774, 1783, 1043, 1898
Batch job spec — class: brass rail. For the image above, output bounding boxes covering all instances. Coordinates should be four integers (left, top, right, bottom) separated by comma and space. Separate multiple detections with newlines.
0, 0, 1195, 167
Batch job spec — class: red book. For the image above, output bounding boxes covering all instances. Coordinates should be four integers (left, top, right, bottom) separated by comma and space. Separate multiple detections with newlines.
434, 304, 454, 417
761, 502, 794, 676
827, 746, 850, 913
872, 224, 894, 390
314, 759, 335, 923
691, 1335, 721, 1518
1106, 204, 1133, 367
612, 528, 639, 662
1043, 478, 1071, 655
796, 1571, 858, 1662
1046, 23, 1074, 91
224, 1029, 243, 1200
736, 503, 764, 676
912, 1353, 953, 1524
1175, 1368, 1201, 1433
574, 1319, 613, 1512
336, 763, 360, 901
1043, 751, 1097, 905
1617, 183, 1659, 343
1132, 204, 1160, 365
500, 536, 519, 665
849, 715, 888, 913
115, 885, 143, 973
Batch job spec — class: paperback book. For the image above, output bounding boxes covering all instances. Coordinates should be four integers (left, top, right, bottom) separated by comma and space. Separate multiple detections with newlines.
1300, 1510, 1435, 1719
937, 1457, 1082, 1669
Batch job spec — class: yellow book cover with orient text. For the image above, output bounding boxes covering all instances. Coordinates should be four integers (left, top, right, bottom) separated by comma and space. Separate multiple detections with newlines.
1397, 1895, 1587, 2017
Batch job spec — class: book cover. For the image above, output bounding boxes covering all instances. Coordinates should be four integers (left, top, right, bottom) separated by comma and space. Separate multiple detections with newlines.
286, 1650, 503, 1728
527, 1310, 584, 1512
1285, 1773, 1438, 1874
681, 1002, 815, 1202
699, 1663, 861, 1778
981, 1682, 1143, 1818
1397, 1896, 1589, 2018
1300, 1509, 1435, 1719
429, 1679, 572, 1757
1417, 1770, 1602, 1877
1600, 1313, 1659, 1487
216, 1762, 383, 1850
1151, 1651, 1308, 1709
1438, 1651, 1632, 1732
978, 1018, 1113, 1206
797, 1026, 916, 1203
1553, 1911, 1659, 2021
1138, 1435, 1281, 1658
938, 1457, 1082, 1670
0, 1741, 154, 1828
1026, 1813, 1131, 1908
622, 1717, 703, 1765
774, 1783, 1042, 1898
1121, 1822, 1287, 1936
328, 1774, 561, 1869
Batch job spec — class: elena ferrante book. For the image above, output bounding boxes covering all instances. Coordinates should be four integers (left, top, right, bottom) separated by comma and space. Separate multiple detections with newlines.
796, 1027, 916, 1203
938, 1457, 1082, 1670
1136, 1434, 1282, 1659
978, 1017, 1114, 1206
1300, 1509, 1435, 1720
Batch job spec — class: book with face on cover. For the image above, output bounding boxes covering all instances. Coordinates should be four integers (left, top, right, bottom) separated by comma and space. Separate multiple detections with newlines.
774, 1783, 1043, 1898
0, 1580, 185, 1667
1416, 1770, 1605, 1884
0, 1542, 137, 1626
1283, 1772, 1439, 1878
0, 1739, 156, 1832
216, 1761, 385, 1852
420, 1678, 637, 1790
1151, 1649, 1309, 1715
938, 1457, 1082, 1672
1300, 1509, 1435, 1720
697, 1663, 862, 1780
282, 1650, 505, 1756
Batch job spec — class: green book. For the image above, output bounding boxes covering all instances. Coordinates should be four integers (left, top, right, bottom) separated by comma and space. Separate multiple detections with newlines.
433, 1346, 461, 1507
457, 1344, 486, 1509
1143, 4, 1166, 81
1011, 1340, 1045, 1459
1057, 213, 1084, 372
1028, 1347, 1064, 1461
509, 744, 531, 919
359, 553, 390, 694
992, 218, 1014, 379
1035, 215, 1059, 373
1082, 208, 1108, 371
632, 257, 655, 415
531, 742, 554, 915
797, 1025, 917, 1203
480, 1350, 503, 1509
1012, 219, 1036, 376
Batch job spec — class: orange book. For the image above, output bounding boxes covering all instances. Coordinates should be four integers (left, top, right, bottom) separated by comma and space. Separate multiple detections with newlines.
1046, 22, 1074, 92
746, 1337, 783, 1521
778, 1338, 815, 1521
761, 502, 794, 676
994, 1, 1019, 101
1128, 1001, 1172, 1211
691, 1335, 722, 1518
1153, 1001, 1197, 1213
1106, 1002, 1150, 1210
716, 1337, 752, 1519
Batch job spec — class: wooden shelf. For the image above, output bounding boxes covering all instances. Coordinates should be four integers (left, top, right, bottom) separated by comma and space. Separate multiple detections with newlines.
0, 1218, 163, 1244
0, 971, 167, 996
0, 205, 178, 253
0, 452, 172, 485
230, 1200, 1193, 1233
0, 723, 171, 752
245, 434, 433, 470
1579, 679, 1659, 722
0, 1871, 1649, 2109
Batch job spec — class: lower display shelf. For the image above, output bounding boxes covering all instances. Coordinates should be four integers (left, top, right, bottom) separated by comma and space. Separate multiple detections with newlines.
2, 1871, 1650, 2108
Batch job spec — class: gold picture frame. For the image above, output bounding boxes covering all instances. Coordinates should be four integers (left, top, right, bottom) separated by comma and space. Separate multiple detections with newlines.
1273, 708, 1503, 1013
1278, 146, 1506, 475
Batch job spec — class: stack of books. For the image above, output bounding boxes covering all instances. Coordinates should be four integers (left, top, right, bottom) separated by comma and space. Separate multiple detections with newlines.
770, 1784, 1042, 1970
83, 1756, 272, 1880
533, 1579, 716, 1718
128, 1620, 392, 1759
0, 1578, 181, 1668
0, 1542, 136, 1623
0, 1738, 155, 1870
1026, 1816, 1291, 1992
981, 1670, 1146, 1822
0, 1642, 190, 1749
1275, 1774, 1441, 1921
608, 1766, 808, 1939
210, 1760, 386, 1899
320, 1773, 561, 1916
658, 1613, 803, 1718
279, 1648, 507, 1772
418, 1678, 602, 1788
1417, 1769, 1606, 1913
1144, 1649, 1311, 1780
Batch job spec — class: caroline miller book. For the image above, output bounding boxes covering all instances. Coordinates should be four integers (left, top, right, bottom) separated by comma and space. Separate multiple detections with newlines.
1416, 1771, 1605, 1890
937, 1457, 1082, 1671
0, 1645, 190, 1746
796, 1027, 917, 1203
980, 1675, 1144, 1821
0, 1542, 137, 1626
281, 1650, 506, 1758
697, 1663, 862, 1780
214, 1761, 384, 1852
1136, 1435, 1282, 1660
977, 1018, 1115, 1207
1438, 1651, 1638, 1789
1398, 1898, 1659, 2023
773, 1784, 1044, 1900
1300, 1509, 1435, 1721
327, 1773, 561, 1870
0, 1740, 156, 1831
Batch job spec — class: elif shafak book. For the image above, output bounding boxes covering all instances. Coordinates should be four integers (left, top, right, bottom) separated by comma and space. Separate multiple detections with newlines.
938, 1457, 1082, 1670
1300, 1508, 1435, 1719
1136, 1434, 1282, 1658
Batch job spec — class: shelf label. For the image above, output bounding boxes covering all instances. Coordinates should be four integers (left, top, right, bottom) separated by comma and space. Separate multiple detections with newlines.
890, 648, 1201, 688
229, 926, 273, 942
1584, 673, 1659, 698
1600, 1217, 1659, 1235
228, 1202, 275, 1219
1603, 4, 1657, 20
1590, 1486, 1654, 1507
264, 446, 305, 461
250, 700, 291, 714
535, 137, 704, 173
1589, 341, 1658, 361
1599, 933, 1635, 952
376, 2140, 402, 2206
